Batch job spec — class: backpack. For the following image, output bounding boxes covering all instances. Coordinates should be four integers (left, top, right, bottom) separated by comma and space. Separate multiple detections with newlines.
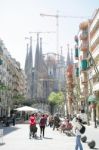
79, 124, 86, 134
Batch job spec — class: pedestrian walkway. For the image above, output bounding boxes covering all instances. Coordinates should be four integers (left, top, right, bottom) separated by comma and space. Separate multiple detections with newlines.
0, 124, 98, 150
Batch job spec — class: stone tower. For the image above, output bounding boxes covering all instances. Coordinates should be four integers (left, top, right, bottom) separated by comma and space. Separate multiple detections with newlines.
24, 36, 33, 101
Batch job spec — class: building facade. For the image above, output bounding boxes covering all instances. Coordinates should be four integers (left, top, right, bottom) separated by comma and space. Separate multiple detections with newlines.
74, 8, 99, 121
88, 9, 99, 120
0, 39, 27, 117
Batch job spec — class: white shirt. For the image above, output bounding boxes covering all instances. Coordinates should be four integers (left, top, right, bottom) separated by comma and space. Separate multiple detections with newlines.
73, 120, 82, 136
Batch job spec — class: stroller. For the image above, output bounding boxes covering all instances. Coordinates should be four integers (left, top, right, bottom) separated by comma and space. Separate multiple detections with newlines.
29, 125, 38, 139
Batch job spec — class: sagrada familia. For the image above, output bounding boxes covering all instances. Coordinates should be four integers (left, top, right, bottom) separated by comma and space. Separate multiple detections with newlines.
24, 33, 74, 113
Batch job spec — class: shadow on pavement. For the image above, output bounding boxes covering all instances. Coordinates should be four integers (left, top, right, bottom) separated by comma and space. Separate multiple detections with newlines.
0, 126, 20, 136
43, 137, 53, 140
0, 143, 5, 146
29, 136, 53, 140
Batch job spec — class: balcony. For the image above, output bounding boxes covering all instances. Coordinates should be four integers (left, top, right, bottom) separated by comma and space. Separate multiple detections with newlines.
93, 82, 99, 92
67, 78, 73, 84
67, 72, 73, 78
80, 41, 88, 51
88, 65, 99, 78
75, 67, 79, 77
81, 76, 87, 84
91, 40, 99, 53
90, 29, 99, 48
80, 30, 88, 40
79, 21, 88, 30
75, 47, 79, 59
80, 59, 88, 71
90, 10, 99, 33
87, 58, 93, 69
92, 45, 99, 58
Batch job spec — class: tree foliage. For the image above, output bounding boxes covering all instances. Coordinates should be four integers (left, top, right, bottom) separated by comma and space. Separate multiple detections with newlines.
13, 94, 25, 105
48, 91, 64, 105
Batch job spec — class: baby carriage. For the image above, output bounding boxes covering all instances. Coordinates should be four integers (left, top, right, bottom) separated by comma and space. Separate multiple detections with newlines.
29, 125, 38, 139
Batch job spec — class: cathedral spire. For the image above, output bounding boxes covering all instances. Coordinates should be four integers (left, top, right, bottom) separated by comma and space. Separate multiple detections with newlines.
66, 44, 71, 66
35, 33, 40, 70
39, 37, 44, 65
28, 36, 33, 70
70, 48, 74, 64
40, 37, 42, 56
24, 43, 29, 73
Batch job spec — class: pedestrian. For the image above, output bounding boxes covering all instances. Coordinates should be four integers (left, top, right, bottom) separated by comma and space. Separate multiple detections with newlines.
29, 113, 37, 138
39, 114, 46, 138
48, 115, 54, 127
53, 114, 60, 130
74, 118, 83, 150
12, 113, 16, 126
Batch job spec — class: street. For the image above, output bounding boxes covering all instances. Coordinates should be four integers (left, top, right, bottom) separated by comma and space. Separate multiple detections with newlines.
0, 124, 99, 150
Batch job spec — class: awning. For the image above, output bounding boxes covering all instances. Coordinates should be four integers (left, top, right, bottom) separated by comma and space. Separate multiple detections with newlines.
88, 95, 99, 102
14, 106, 38, 112
93, 83, 99, 91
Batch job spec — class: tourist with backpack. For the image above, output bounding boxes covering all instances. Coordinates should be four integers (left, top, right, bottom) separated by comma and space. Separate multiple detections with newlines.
74, 117, 84, 150
39, 114, 46, 138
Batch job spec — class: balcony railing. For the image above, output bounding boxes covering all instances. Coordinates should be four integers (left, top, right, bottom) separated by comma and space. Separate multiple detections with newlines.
92, 45, 99, 58
80, 42, 88, 51
75, 47, 79, 59
75, 68, 79, 77
79, 21, 88, 30
80, 30, 88, 40
90, 29, 99, 47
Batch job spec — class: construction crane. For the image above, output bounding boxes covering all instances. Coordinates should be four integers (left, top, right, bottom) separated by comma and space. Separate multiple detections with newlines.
40, 11, 89, 55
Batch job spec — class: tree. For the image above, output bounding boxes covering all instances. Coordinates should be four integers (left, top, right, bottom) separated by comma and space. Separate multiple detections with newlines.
13, 94, 25, 106
48, 91, 64, 114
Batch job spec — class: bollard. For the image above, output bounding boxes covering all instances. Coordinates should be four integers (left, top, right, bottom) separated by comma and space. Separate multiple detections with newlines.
81, 136, 87, 143
88, 140, 96, 149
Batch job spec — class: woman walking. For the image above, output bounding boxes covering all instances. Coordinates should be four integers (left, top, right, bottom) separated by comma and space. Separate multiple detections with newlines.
39, 114, 46, 138
74, 118, 83, 150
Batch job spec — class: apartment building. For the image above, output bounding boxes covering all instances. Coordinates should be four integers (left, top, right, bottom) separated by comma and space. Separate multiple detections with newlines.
88, 9, 99, 120
0, 39, 27, 117
75, 9, 99, 121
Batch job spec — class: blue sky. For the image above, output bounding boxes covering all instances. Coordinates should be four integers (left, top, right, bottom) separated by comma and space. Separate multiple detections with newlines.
0, 0, 98, 69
